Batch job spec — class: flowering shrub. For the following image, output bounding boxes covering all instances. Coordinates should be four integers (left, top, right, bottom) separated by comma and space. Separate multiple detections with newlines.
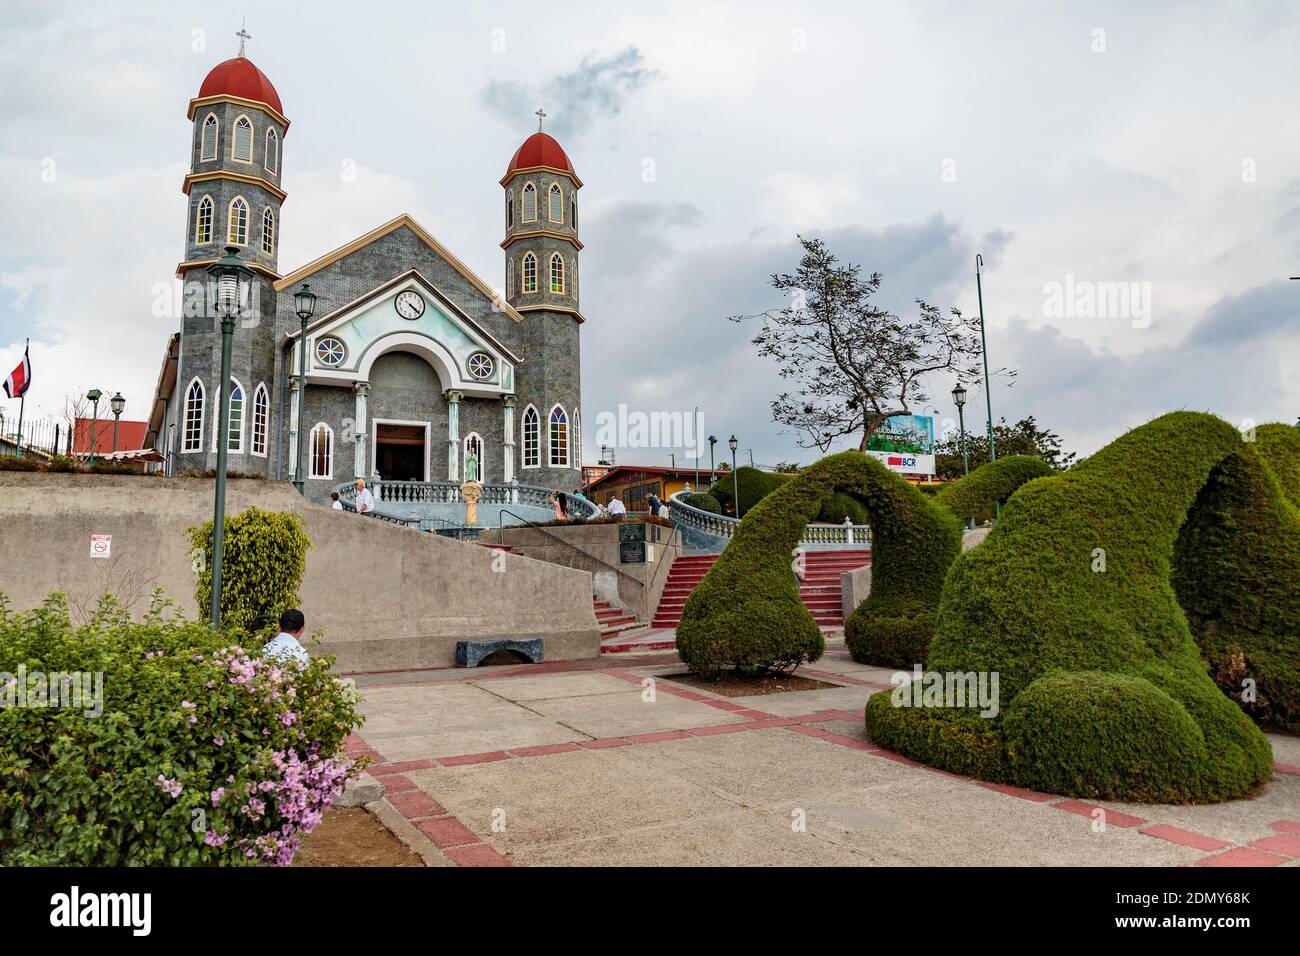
0, 592, 365, 866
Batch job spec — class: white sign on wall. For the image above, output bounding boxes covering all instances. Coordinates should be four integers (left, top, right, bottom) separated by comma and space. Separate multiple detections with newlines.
90, 534, 112, 559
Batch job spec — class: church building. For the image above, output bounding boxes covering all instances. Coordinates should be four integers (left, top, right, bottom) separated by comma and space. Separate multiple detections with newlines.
146, 45, 585, 502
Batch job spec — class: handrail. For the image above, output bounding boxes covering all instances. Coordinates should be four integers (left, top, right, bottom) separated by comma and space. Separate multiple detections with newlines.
334, 478, 601, 522
667, 490, 872, 548
496, 509, 654, 586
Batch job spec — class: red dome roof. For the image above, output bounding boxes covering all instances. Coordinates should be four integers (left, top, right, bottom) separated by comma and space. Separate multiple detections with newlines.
504, 132, 576, 180
198, 57, 283, 115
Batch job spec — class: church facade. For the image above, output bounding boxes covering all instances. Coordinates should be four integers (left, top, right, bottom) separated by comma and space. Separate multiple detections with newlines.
146, 52, 585, 502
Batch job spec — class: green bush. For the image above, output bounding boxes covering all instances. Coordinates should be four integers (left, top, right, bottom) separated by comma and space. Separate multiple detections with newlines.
1253, 423, 1300, 507
0, 456, 40, 472
678, 451, 960, 676
0, 592, 363, 865
817, 490, 870, 525
865, 411, 1273, 803
680, 492, 722, 514
932, 455, 1053, 524
187, 507, 311, 631
709, 466, 790, 516
1173, 434, 1300, 731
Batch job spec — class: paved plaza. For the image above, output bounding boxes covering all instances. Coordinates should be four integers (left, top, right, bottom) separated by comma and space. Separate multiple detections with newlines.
346, 640, 1300, 868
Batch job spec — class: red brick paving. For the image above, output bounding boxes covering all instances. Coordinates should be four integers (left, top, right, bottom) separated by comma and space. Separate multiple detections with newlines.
368, 759, 437, 776
445, 843, 511, 867
1195, 847, 1289, 867
385, 790, 446, 820
439, 751, 510, 767
627, 730, 693, 743
1269, 820, 1300, 835
579, 737, 632, 749
687, 723, 750, 736
416, 816, 480, 848
379, 774, 419, 794
1051, 800, 1147, 828
508, 742, 583, 757
1248, 832, 1300, 857
1139, 825, 1230, 852
978, 782, 1058, 803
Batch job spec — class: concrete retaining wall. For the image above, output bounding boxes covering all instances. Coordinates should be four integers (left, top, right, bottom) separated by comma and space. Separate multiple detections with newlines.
0, 473, 600, 672
481, 521, 679, 622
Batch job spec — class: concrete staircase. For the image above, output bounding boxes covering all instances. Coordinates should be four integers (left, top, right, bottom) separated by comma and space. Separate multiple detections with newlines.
651, 549, 872, 629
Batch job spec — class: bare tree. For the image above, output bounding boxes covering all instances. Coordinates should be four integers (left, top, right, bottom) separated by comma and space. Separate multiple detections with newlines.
60, 389, 92, 456
731, 236, 1013, 451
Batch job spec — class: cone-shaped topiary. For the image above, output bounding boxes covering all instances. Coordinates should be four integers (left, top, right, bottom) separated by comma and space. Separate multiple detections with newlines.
1173, 430, 1300, 731
932, 455, 1054, 524
865, 411, 1273, 803
1253, 422, 1300, 507
677, 451, 960, 676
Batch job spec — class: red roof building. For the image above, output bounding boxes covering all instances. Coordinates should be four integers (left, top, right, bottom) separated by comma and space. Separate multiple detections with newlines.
73, 418, 149, 455
501, 131, 579, 186
197, 56, 284, 115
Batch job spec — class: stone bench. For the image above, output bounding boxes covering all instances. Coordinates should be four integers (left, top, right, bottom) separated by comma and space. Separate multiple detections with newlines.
455, 637, 544, 668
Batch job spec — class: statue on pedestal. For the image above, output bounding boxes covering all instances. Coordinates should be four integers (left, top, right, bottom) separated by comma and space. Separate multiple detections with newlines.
461, 452, 483, 524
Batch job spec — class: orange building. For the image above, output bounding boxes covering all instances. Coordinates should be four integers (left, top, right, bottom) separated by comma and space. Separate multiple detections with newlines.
584, 465, 725, 511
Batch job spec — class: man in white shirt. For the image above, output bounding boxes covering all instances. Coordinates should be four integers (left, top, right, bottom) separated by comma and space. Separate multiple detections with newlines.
607, 497, 626, 515
330, 492, 343, 510
263, 609, 311, 667
354, 478, 375, 515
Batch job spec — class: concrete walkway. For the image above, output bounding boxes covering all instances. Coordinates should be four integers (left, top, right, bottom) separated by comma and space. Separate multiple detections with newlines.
346, 641, 1300, 867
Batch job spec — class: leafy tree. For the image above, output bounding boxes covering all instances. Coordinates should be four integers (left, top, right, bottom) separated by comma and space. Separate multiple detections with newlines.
731, 235, 1011, 451
935, 415, 1076, 479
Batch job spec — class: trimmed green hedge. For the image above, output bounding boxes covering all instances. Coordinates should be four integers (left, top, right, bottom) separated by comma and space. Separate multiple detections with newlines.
866, 411, 1273, 803
680, 492, 722, 514
709, 466, 790, 516
187, 507, 311, 631
1173, 433, 1300, 732
1253, 423, 1300, 507
678, 451, 960, 675
932, 455, 1053, 524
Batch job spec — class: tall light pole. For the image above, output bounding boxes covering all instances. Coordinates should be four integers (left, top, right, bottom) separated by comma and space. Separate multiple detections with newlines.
975, 254, 996, 461
207, 246, 253, 627
292, 283, 317, 495
86, 389, 102, 464
693, 406, 700, 491
109, 392, 125, 455
728, 434, 739, 517
708, 435, 717, 478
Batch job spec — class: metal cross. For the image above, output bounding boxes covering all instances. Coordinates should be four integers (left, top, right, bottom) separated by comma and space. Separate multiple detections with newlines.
535, 108, 547, 131
236, 18, 252, 56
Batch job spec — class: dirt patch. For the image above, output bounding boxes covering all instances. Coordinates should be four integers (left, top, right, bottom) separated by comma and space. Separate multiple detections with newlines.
659, 671, 842, 697
294, 808, 423, 867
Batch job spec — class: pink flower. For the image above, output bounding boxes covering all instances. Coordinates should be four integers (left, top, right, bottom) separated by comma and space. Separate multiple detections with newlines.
204, 830, 228, 847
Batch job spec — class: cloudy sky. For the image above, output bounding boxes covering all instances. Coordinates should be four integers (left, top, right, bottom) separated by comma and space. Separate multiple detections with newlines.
2, 0, 1298, 465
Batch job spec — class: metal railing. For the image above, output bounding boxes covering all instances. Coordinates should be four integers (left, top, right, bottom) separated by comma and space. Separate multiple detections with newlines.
667, 491, 872, 550
333, 478, 601, 526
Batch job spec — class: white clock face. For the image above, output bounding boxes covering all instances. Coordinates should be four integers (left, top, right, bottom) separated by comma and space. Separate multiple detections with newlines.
395, 290, 425, 319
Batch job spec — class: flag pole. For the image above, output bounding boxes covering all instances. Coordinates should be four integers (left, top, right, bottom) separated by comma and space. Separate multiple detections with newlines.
14, 339, 27, 456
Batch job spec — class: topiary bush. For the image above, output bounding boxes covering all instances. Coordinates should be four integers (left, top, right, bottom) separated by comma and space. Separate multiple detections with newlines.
709, 466, 790, 516
187, 507, 311, 631
932, 455, 1053, 524
1252, 422, 1300, 507
865, 411, 1273, 803
1173, 432, 1300, 732
817, 490, 870, 525
679, 492, 722, 514
0, 592, 363, 865
678, 451, 960, 676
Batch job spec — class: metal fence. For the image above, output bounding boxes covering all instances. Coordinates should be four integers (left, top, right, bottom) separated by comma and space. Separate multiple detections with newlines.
0, 413, 68, 459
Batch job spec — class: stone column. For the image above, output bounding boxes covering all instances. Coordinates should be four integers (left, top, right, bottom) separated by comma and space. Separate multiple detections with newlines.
287, 376, 301, 479
502, 394, 516, 484
353, 381, 370, 479
446, 389, 463, 482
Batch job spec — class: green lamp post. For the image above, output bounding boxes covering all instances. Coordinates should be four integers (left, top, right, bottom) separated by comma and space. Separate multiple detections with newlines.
86, 389, 102, 464
728, 434, 740, 518
206, 246, 254, 627
292, 283, 317, 494
952, 383, 974, 530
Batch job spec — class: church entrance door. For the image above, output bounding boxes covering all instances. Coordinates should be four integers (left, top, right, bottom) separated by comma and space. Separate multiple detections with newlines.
375, 422, 427, 482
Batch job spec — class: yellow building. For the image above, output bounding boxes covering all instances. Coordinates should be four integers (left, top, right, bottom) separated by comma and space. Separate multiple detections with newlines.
585, 465, 725, 511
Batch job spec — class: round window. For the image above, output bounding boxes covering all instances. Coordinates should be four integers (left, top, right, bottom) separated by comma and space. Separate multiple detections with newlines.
315, 336, 346, 367
467, 352, 494, 380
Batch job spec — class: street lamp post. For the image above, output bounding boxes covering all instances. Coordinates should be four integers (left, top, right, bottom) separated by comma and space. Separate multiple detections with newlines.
975, 254, 996, 462
952, 384, 973, 531
207, 246, 254, 627
109, 392, 125, 455
292, 284, 317, 495
708, 435, 717, 477
693, 406, 700, 491
728, 435, 739, 518
86, 389, 102, 465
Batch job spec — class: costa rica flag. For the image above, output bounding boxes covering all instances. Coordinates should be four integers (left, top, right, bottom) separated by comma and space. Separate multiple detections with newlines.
3, 346, 31, 398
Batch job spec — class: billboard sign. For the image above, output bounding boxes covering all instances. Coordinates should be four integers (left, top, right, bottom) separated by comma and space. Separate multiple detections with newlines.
865, 415, 936, 476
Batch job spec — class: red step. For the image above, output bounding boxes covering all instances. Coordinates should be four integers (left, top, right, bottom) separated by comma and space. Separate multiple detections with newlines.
592, 596, 645, 639
650, 550, 871, 628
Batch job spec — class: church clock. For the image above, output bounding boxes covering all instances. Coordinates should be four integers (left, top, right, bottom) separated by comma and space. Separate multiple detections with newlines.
394, 290, 425, 319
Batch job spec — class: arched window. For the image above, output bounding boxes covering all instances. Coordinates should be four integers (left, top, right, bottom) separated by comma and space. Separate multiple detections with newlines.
214, 378, 244, 453
463, 432, 485, 482
549, 405, 569, 468
261, 207, 275, 255
522, 182, 537, 221
264, 127, 279, 174
549, 182, 563, 222
182, 378, 205, 452
309, 423, 333, 479
194, 195, 214, 245
571, 409, 581, 468
251, 383, 269, 457
550, 254, 565, 294
232, 115, 253, 162
522, 252, 537, 293
228, 197, 248, 245
506, 193, 514, 228
200, 113, 219, 161
522, 405, 540, 468
507, 257, 514, 295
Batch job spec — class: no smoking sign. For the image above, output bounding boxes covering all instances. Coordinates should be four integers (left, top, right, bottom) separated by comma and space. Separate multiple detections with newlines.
90, 534, 112, 559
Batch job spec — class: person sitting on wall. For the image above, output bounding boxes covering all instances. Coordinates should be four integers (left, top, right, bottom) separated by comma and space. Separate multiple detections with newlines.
263, 609, 311, 667
330, 491, 343, 510
354, 478, 375, 515
607, 496, 626, 516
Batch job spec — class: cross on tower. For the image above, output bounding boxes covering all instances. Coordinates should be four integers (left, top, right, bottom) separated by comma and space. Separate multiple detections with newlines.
535, 108, 547, 131
236, 18, 252, 56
